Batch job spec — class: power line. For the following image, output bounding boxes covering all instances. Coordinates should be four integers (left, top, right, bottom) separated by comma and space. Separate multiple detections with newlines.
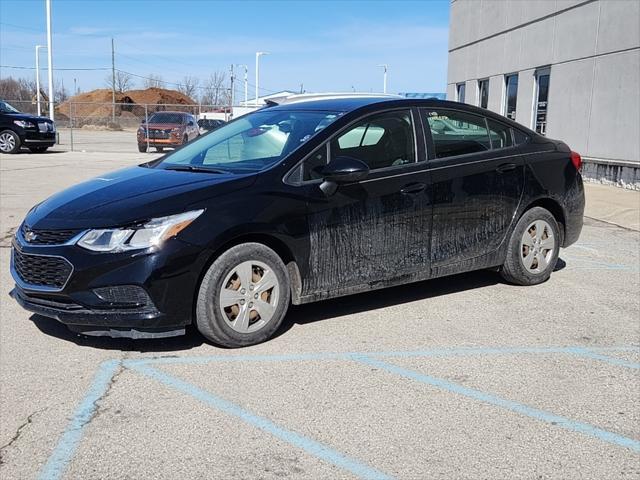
1, 65, 110, 71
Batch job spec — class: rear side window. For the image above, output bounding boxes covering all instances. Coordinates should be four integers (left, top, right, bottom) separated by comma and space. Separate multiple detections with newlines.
486, 119, 513, 149
424, 109, 490, 158
513, 129, 529, 145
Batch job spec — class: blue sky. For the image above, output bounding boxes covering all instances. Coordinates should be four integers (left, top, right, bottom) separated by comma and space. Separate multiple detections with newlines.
0, 0, 450, 98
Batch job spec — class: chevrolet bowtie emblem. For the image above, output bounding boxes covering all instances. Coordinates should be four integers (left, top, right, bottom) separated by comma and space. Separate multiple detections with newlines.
24, 229, 37, 242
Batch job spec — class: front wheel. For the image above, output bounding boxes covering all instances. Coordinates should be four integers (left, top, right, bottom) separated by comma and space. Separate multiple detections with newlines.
196, 243, 290, 347
500, 207, 560, 286
0, 130, 20, 154
138, 144, 147, 153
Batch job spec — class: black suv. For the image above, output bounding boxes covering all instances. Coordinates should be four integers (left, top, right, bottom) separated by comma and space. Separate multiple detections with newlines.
10, 96, 584, 347
0, 100, 56, 154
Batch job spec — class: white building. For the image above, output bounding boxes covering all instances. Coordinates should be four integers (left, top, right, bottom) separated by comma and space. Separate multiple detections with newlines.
447, 0, 640, 189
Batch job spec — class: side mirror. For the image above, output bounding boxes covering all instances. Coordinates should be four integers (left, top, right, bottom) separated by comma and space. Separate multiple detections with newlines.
188, 120, 194, 126
319, 156, 369, 196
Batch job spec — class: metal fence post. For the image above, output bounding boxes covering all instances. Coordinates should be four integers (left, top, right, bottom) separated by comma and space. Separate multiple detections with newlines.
69, 101, 74, 152
145, 104, 149, 152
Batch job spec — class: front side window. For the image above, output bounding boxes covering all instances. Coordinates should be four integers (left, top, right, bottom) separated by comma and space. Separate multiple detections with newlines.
157, 110, 341, 173
424, 109, 491, 158
0, 101, 21, 114
330, 110, 415, 172
503, 74, 518, 120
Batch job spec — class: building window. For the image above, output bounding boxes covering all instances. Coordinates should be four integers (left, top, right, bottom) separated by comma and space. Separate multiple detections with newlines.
533, 68, 550, 135
503, 74, 518, 120
477, 79, 489, 109
456, 83, 466, 103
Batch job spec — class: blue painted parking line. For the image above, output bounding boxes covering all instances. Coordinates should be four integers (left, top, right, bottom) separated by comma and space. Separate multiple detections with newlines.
130, 362, 394, 480
352, 355, 640, 453
565, 347, 640, 370
38, 359, 121, 480
123, 345, 640, 367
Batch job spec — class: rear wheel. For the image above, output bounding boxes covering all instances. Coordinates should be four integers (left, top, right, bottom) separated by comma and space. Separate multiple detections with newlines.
196, 243, 290, 347
500, 207, 560, 285
0, 130, 20, 154
138, 144, 147, 153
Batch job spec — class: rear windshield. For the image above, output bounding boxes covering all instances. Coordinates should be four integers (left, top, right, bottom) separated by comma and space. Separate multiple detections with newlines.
148, 112, 184, 124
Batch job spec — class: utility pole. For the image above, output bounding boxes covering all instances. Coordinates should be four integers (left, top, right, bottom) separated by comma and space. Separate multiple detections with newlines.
229, 64, 235, 109
35, 45, 45, 116
299, 83, 304, 94
45, 0, 54, 121
111, 37, 116, 122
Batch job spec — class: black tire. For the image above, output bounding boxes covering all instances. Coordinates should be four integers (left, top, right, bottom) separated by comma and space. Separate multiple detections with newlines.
182, 134, 188, 145
138, 144, 147, 153
500, 207, 560, 286
155, 146, 164, 153
28, 146, 48, 153
0, 130, 21, 154
196, 243, 291, 348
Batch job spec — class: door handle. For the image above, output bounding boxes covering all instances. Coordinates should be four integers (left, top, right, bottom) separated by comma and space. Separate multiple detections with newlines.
400, 182, 426, 195
496, 163, 516, 173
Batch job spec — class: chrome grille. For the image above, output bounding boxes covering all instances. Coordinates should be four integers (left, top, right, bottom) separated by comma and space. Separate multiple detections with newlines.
12, 248, 73, 290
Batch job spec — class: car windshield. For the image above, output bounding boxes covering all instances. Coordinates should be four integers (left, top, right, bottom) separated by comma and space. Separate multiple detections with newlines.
148, 112, 184, 124
0, 101, 21, 114
158, 109, 341, 173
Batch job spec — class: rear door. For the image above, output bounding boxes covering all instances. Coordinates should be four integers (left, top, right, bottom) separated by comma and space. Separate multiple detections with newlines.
421, 108, 525, 269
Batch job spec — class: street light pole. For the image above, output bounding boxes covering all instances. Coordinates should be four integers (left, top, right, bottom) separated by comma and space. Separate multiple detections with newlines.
45, 0, 54, 121
255, 51, 269, 106
377, 64, 388, 94
235, 64, 248, 105
35, 45, 46, 117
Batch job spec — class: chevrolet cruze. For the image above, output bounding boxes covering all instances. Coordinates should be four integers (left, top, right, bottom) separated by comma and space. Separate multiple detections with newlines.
10, 96, 584, 347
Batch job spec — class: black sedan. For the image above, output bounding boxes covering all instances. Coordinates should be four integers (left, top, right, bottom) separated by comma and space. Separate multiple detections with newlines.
10, 96, 584, 347
0, 100, 56, 154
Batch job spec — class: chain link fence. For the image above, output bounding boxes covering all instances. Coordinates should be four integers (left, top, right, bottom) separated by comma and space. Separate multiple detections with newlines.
4, 100, 233, 153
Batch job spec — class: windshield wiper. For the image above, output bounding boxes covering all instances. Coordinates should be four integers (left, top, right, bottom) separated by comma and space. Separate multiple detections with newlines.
164, 165, 230, 174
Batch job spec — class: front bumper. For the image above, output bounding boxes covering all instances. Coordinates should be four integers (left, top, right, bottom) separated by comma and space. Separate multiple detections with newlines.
20, 129, 56, 146
9, 232, 210, 335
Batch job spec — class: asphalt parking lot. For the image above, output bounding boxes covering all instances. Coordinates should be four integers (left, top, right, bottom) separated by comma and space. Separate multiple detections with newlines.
0, 151, 638, 479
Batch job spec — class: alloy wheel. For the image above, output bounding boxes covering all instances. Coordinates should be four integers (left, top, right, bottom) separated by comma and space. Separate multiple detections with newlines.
0, 133, 16, 152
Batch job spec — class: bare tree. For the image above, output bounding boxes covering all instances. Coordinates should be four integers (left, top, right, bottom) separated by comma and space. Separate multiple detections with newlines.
54, 79, 68, 103
143, 73, 164, 89
200, 71, 229, 106
177, 75, 199, 100
104, 71, 134, 93
0, 77, 36, 101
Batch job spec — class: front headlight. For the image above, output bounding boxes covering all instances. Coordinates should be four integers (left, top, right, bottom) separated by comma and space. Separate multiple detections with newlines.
14, 120, 35, 128
77, 209, 204, 252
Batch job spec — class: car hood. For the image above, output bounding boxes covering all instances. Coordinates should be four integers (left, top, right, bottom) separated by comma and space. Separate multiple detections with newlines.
142, 123, 183, 130
25, 165, 256, 229
4, 112, 53, 123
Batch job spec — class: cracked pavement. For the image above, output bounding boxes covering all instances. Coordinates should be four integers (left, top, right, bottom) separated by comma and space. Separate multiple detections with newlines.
1, 151, 638, 479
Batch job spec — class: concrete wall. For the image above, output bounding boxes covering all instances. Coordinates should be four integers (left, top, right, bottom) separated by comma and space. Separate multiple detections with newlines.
447, 0, 640, 188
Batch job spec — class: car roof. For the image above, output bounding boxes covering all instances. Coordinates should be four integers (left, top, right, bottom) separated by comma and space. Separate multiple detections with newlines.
264, 96, 536, 133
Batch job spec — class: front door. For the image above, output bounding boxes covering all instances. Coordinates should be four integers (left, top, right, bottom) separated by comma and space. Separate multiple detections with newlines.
421, 108, 525, 270
298, 109, 432, 297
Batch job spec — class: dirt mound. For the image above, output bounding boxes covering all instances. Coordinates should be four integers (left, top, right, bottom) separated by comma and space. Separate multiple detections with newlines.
57, 87, 196, 120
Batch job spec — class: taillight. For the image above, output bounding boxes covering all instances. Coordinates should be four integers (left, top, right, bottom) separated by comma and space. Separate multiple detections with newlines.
570, 151, 582, 171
